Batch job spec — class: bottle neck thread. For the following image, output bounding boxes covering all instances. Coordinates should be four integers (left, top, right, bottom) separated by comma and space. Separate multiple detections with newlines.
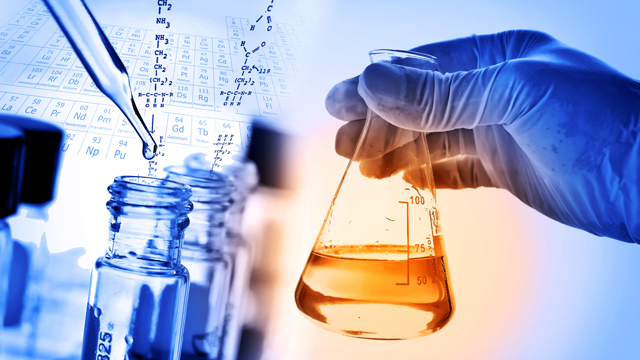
105, 176, 193, 269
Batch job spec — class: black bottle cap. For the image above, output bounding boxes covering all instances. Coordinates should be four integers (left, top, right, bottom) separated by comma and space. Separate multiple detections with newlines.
0, 116, 63, 205
246, 121, 290, 189
0, 123, 25, 218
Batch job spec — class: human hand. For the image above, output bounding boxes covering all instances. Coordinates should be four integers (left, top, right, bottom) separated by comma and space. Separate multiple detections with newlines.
325, 30, 640, 243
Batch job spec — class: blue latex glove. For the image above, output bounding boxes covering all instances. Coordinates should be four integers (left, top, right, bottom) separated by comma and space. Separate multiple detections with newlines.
325, 30, 640, 244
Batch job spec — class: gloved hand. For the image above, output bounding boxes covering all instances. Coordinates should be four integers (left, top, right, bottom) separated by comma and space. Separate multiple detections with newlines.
325, 30, 640, 244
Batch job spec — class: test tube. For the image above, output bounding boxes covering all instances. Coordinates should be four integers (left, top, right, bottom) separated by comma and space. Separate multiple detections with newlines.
43, 0, 158, 160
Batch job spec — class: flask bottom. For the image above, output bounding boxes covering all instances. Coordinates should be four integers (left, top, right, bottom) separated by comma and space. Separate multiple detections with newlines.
295, 242, 454, 340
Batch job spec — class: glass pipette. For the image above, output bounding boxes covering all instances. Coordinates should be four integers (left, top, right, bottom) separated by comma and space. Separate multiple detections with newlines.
43, 0, 158, 160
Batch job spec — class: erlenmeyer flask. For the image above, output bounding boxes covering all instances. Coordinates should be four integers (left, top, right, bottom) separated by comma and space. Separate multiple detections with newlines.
295, 50, 455, 340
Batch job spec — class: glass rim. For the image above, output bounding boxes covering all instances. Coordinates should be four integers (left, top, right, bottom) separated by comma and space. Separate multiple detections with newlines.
111, 175, 192, 196
368, 49, 438, 64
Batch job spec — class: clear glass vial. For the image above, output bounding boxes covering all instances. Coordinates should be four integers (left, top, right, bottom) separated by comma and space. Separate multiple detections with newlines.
81, 176, 193, 360
164, 164, 233, 360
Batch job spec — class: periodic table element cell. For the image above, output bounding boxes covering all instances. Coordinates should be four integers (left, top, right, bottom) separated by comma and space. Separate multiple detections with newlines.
33, 48, 62, 68
100, 25, 114, 38
266, 59, 287, 76
214, 39, 230, 54
107, 136, 135, 161
196, 51, 212, 67
239, 122, 252, 152
227, 28, 244, 41
272, 76, 294, 97
10, 29, 36, 44
214, 69, 232, 89
166, 114, 192, 145
35, 68, 68, 89
191, 116, 216, 147
120, 41, 142, 59
281, 47, 298, 61
271, 23, 287, 34
45, 33, 67, 49
35, 6, 51, 17
78, 133, 110, 159
64, 102, 99, 131
265, 45, 282, 60
109, 39, 122, 53
138, 42, 154, 60
17, 95, 51, 118
229, 40, 243, 56
81, 79, 103, 96
284, 24, 303, 36
88, 105, 120, 135
213, 53, 231, 70
255, 74, 275, 95
197, 37, 212, 51
7, 14, 31, 27
171, 83, 194, 107
51, 50, 76, 68
285, 61, 302, 77
132, 59, 152, 78
59, 70, 88, 93
20, 2, 42, 16
0, 63, 27, 85
290, 35, 306, 47
15, 65, 46, 87
163, 33, 178, 48
41, 98, 75, 126
193, 86, 214, 110
178, 34, 196, 50
158, 45, 177, 63
61, 130, 86, 157
126, 29, 146, 43
0, 43, 23, 62
146, 111, 169, 140
132, 78, 151, 95
11, 45, 40, 64
24, 15, 48, 30
71, 58, 85, 71
0, 93, 28, 115
0, 27, 18, 42
177, 49, 195, 66
174, 64, 194, 84
214, 119, 242, 155
108, 27, 129, 41
257, 94, 281, 118
226, 17, 243, 29
121, 58, 134, 74
114, 115, 138, 138
236, 89, 260, 117
194, 67, 213, 87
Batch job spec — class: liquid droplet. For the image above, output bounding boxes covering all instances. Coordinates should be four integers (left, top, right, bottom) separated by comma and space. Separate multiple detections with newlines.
93, 306, 102, 318
375, 241, 379, 246
143, 143, 157, 160
125, 334, 134, 346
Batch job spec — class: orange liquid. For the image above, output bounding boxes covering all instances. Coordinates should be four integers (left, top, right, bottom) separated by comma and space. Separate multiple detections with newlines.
295, 236, 454, 340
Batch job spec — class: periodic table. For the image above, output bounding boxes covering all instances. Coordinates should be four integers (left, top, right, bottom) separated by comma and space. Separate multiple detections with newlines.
0, 0, 309, 163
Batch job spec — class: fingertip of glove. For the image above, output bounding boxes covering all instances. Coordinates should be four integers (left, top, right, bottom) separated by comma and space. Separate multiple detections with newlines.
359, 63, 405, 105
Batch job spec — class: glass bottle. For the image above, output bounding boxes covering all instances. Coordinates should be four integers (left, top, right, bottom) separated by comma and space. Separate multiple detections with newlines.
295, 50, 455, 340
218, 158, 258, 360
81, 176, 193, 360
164, 163, 233, 360
181, 153, 258, 360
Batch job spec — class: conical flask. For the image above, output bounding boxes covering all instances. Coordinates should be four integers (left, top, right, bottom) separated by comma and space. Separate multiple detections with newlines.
295, 50, 455, 340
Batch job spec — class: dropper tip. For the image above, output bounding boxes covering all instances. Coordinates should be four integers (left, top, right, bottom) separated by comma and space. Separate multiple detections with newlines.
143, 143, 157, 160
